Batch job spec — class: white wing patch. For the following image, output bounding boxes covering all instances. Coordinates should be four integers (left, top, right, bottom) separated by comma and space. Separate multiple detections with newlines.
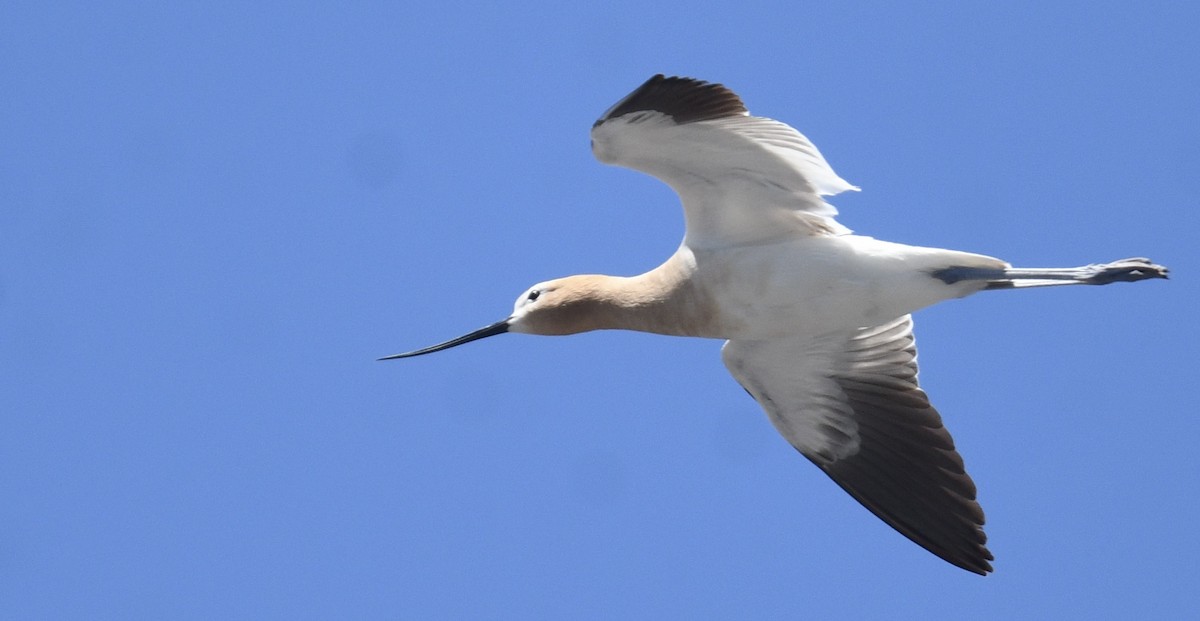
706, 116, 859, 197
592, 111, 858, 247
721, 321, 875, 464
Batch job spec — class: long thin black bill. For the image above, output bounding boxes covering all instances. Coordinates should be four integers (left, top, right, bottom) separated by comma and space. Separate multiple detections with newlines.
378, 319, 510, 360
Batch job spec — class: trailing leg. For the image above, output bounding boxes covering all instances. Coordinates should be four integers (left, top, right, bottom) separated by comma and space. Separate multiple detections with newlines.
932, 257, 1169, 290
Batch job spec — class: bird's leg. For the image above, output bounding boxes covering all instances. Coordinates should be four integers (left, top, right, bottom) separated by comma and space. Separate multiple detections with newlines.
933, 257, 1169, 290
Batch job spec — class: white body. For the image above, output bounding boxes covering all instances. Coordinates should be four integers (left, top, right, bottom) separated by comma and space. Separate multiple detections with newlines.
674, 236, 1004, 339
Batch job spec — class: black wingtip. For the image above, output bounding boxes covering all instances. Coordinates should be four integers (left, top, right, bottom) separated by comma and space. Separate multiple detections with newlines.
812, 452, 995, 576
594, 74, 748, 127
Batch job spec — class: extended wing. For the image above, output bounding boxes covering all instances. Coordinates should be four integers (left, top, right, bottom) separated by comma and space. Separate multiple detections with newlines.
722, 315, 992, 574
591, 75, 858, 247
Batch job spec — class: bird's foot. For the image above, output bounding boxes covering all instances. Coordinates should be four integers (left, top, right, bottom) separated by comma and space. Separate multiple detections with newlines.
1079, 257, 1169, 284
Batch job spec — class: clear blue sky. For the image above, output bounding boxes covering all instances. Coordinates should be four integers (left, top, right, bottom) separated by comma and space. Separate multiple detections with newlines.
2, 2, 1196, 619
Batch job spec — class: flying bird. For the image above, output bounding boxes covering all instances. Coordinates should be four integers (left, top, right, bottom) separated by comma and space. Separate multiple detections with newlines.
382, 75, 1167, 574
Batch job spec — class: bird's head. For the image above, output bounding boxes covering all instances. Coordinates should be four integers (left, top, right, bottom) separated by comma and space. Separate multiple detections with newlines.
378, 276, 612, 360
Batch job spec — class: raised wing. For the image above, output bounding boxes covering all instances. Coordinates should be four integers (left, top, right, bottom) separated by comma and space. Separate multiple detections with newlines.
591, 75, 858, 248
721, 315, 992, 575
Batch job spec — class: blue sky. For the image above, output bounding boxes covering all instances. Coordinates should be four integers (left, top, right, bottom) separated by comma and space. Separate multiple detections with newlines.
2, 2, 1197, 618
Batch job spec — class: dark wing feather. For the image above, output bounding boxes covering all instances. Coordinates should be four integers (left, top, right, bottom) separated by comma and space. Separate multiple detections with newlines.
594, 74, 747, 127
722, 316, 992, 575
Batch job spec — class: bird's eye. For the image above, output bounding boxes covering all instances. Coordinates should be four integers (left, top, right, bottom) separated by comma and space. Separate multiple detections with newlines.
527, 290, 540, 301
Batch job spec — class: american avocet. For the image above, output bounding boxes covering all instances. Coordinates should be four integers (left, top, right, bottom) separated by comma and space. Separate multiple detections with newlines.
382, 75, 1167, 574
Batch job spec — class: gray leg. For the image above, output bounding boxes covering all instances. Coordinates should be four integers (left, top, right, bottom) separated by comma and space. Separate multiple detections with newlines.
933, 257, 1169, 290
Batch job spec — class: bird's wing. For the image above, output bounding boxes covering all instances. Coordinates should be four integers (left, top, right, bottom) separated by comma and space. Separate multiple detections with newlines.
721, 315, 992, 574
591, 75, 858, 248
